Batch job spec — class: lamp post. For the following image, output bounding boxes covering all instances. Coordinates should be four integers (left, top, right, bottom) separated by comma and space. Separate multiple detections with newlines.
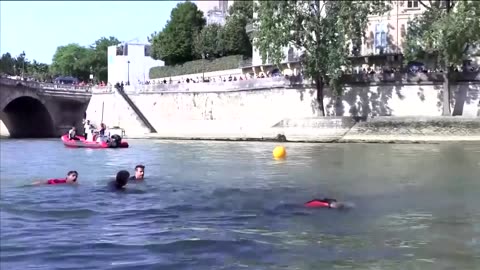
127, 60, 130, 85
89, 66, 93, 84
201, 53, 205, 81
201, 53, 209, 82
20, 51, 26, 79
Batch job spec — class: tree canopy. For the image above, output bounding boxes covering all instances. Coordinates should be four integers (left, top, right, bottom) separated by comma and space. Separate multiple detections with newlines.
50, 43, 93, 81
48, 36, 120, 82
1, 36, 120, 83
0, 52, 51, 81
150, 1, 253, 67
228, 0, 253, 23
193, 23, 225, 59
150, 1, 206, 65
403, 0, 480, 115
254, 1, 391, 116
89, 36, 121, 83
223, 12, 252, 57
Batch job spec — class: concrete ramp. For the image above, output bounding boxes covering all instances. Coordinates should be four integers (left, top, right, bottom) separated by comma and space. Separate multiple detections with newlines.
116, 85, 157, 133
270, 117, 357, 142
341, 116, 480, 143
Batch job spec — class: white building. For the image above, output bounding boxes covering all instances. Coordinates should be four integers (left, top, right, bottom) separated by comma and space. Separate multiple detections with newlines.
107, 43, 164, 85
249, 0, 428, 69
206, 9, 227, 26
195, 0, 231, 15
195, 0, 233, 25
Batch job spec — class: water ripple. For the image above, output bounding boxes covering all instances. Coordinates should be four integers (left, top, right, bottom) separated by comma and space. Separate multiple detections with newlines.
1, 140, 480, 269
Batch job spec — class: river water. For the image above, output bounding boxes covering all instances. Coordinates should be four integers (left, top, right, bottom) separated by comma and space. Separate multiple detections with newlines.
1, 139, 479, 270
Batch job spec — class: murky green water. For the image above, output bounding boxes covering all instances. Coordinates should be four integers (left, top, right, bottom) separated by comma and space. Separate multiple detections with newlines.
1, 139, 479, 269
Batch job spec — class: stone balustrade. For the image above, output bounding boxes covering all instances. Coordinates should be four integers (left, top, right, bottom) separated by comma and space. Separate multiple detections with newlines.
88, 71, 480, 94
0, 78, 91, 92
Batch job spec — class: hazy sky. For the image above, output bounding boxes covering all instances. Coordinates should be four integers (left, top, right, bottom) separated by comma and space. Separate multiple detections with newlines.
0, 1, 183, 64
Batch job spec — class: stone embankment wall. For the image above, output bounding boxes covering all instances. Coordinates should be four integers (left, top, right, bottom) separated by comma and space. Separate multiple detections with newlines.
85, 91, 151, 136
340, 117, 480, 143
86, 74, 480, 140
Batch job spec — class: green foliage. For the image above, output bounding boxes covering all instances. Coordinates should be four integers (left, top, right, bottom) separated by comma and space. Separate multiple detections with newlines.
149, 55, 244, 79
89, 36, 121, 82
150, 1, 206, 65
223, 15, 252, 57
192, 3, 253, 59
193, 24, 225, 58
150, 1, 253, 72
49, 36, 120, 82
228, 0, 253, 23
404, 1, 480, 68
403, 0, 480, 115
1, 36, 115, 83
253, 1, 391, 115
0, 52, 19, 76
29, 60, 50, 81
224, 0, 253, 57
0, 52, 51, 81
50, 43, 93, 81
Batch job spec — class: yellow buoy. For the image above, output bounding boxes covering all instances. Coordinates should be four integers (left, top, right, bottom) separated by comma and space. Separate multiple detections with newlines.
273, 146, 286, 159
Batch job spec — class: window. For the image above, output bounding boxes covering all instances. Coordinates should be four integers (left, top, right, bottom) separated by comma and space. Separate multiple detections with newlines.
407, 0, 419, 8
287, 47, 295, 62
144, 45, 151, 57
123, 44, 128, 56
374, 22, 387, 53
116, 45, 123, 56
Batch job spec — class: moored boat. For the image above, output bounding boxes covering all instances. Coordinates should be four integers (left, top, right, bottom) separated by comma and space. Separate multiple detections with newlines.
61, 134, 129, 149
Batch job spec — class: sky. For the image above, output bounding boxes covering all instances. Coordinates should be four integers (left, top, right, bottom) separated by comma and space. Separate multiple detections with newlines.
0, 1, 183, 64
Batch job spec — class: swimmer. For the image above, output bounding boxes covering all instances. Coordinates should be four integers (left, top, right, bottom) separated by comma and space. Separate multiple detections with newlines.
304, 198, 352, 209
109, 170, 130, 190
129, 164, 145, 181
32, 171, 78, 185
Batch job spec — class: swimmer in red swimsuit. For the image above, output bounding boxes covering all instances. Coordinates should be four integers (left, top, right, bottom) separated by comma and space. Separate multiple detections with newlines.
32, 170, 78, 185
304, 198, 353, 209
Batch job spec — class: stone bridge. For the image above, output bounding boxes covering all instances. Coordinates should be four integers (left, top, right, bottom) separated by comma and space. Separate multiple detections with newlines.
0, 78, 92, 138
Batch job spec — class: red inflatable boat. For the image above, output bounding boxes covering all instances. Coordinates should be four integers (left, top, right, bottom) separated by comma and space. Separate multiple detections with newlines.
61, 134, 129, 149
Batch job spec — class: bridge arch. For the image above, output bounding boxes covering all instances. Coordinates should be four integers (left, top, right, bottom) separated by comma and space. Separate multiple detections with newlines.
1, 94, 56, 138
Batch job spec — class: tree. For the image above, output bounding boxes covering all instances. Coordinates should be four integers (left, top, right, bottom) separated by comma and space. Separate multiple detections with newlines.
0, 53, 16, 75
193, 23, 225, 59
223, 15, 252, 57
0, 52, 50, 81
150, 1, 206, 65
228, 0, 254, 25
50, 43, 92, 81
29, 60, 51, 81
90, 36, 121, 82
403, 0, 480, 116
254, 1, 391, 116
224, 0, 253, 57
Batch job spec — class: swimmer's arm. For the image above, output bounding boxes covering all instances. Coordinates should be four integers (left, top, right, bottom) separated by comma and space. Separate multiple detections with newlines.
330, 202, 354, 209
31, 180, 47, 185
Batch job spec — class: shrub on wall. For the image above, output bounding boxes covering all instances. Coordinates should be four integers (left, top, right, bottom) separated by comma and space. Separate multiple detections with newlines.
149, 55, 251, 79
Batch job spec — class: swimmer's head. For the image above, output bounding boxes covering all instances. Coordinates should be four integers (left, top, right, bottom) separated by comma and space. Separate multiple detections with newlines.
66, 171, 78, 183
116, 170, 130, 188
134, 165, 145, 180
